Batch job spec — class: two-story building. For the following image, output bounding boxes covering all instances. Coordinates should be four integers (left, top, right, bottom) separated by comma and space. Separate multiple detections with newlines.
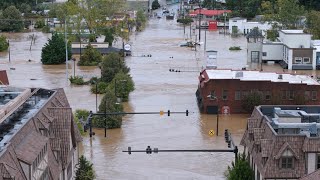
196, 69, 320, 114
241, 105, 320, 180
228, 17, 272, 36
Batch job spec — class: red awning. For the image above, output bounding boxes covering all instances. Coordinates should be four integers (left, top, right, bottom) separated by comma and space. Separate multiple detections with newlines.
189, 9, 231, 17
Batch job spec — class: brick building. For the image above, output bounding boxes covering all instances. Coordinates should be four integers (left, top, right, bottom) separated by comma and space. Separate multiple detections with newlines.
241, 105, 320, 180
196, 69, 320, 114
0, 87, 82, 180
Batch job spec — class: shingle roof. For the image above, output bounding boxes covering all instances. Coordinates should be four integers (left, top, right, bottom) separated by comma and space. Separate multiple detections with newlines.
15, 131, 48, 164
300, 169, 320, 180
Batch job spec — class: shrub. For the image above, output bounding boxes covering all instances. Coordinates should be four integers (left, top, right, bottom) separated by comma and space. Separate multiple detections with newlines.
0, 35, 9, 52
34, 19, 45, 29
69, 76, 86, 85
241, 91, 262, 113
229, 46, 242, 51
75, 156, 95, 180
78, 44, 102, 66
225, 152, 254, 180
42, 25, 50, 33
90, 81, 108, 94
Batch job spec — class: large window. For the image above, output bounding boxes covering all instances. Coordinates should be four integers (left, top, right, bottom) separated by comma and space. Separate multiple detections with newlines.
222, 90, 228, 100
317, 154, 320, 169
312, 91, 317, 100
280, 149, 294, 169
295, 57, 302, 64
305, 91, 310, 101
303, 57, 311, 63
235, 91, 241, 100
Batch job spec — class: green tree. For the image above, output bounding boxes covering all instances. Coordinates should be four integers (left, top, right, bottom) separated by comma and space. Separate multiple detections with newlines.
75, 155, 95, 180
100, 53, 130, 83
152, 0, 161, 10
18, 3, 32, 14
0, 35, 9, 52
78, 44, 102, 66
0, 6, 24, 32
306, 10, 320, 39
41, 33, 72, 65
136, 10, 147, 31
262, 0, 305, 29
241, 91, 262, 113
94, 89, 124, 129
226, 152, 254, 180
104, 27, 115, 46
107, 71, 135, 102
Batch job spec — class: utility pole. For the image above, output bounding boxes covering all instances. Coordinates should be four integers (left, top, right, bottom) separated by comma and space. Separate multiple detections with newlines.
7, 40, 10, 63
204, 29, 207, 51
198, 3, 201, 42
65, 19, 68, 82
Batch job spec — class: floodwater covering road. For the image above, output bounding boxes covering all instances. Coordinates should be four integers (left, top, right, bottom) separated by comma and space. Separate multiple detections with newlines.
1, 4, 320, 180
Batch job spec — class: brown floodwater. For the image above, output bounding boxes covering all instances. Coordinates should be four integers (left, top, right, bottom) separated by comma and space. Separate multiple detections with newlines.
1, 4, 320, 179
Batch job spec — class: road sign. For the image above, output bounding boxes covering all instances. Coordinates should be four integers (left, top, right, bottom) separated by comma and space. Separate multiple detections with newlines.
222, 106, 230, 115
124, 44, 131, 51
159, 110, 164, 116
209, 130, 215, 136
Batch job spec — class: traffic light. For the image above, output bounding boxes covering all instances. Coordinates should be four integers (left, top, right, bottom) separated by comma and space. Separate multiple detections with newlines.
228, 141, 231, 148
167, 110, 170, 116
224, 129, 229, 143
146, 146, 152, 154
186, 110, 189, 116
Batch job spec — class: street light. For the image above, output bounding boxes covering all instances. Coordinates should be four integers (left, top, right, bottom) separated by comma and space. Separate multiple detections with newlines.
207, 94, 219, 136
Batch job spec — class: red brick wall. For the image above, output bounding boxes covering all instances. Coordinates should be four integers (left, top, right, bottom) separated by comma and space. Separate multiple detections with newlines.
199, 77, 320, 114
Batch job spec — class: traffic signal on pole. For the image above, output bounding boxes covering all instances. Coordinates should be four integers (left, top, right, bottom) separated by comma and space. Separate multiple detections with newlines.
228, 141, 231, 148
167, 110, 170, 116
186, 110, 189, 116
160, 110, 164, 116
224, 129, 229, 143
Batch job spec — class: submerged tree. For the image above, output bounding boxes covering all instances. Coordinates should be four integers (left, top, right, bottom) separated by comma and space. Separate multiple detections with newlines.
0, 6, 24, 32
0, 35, 9, 52
226, 152, 254, 180
75, 155, 95, 180
78, 44, 102, 66
41, 33, 72, 65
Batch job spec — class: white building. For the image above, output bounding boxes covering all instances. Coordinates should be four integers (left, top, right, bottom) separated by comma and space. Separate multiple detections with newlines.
262, 30, 316, 70
229, 17, 272, 36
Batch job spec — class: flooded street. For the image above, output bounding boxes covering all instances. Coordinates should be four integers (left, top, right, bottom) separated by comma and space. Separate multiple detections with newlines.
1, 4, 319, 179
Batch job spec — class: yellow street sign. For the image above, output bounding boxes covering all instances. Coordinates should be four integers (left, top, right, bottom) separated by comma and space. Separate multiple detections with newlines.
209, 130, 215, 136
160, 110, 164, 116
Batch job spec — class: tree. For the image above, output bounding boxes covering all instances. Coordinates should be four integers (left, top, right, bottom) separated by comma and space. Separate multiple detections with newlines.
0, 35, 9, 52
306, 10, 320, 39
41, 33, 72, 65
136, 10, 147, 31
107, 71, 135, 102
18, 3, 31, 14
100, 53, 130, 83
152, 0, 161, 10
75, 155, 95, 180
241, 91, 262, 113
104, 27, 115, 46
226, 152, 254, 180
78, 44, 102, 66
262, 0, 305, 29
94, 89, 124, 129
0, 6, 24, 32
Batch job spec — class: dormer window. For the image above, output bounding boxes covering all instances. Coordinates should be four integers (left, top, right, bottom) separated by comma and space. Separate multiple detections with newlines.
280, 149, 294, 169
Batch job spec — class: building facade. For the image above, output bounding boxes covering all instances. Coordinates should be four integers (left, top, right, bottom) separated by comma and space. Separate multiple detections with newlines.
228, 17, 272, 36
241, 105, 320, 180
196, 69, 320, 114
261, 30, 316, 70
0, 87, 82, 180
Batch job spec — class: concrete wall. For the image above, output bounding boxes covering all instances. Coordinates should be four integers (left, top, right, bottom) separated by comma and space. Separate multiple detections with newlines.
247, 42, 263, 63
262, 43, 283, 61
228, 19, 246, 34
307, 153, 316, 174
279, 31, 312, 48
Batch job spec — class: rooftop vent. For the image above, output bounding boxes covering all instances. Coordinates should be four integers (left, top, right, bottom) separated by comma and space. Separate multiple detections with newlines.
235, 71, 243, 78
278, 74, 283, 79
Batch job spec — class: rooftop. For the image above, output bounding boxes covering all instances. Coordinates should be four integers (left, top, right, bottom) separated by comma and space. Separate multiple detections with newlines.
204, 69, 319, 85
281, 30, 305, 34
260, 106, 320, 137
0, 87, 54, 151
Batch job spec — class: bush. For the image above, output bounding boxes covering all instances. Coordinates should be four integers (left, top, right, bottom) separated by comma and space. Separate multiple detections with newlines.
34, 19, 45, 29
229, 46, 242, 51
78, 44, 102, 66
42, 25, 50, 33
100, 53, 129, 83
107, 71, 135, 102
69, 76, 86, 85
0, 35, 9, 52
75, 155, 95, 180
73, 112, 85, 136
90, 81, 108, 94
152, 0, 161, 10
225, 152, 254, 180
241, 91, 262, 113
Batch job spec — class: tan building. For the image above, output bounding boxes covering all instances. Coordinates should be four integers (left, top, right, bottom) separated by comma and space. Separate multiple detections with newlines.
241, 105, 320, 180
0, 86, 82, 180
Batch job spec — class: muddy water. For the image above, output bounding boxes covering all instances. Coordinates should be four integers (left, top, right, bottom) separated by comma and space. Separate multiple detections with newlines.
1, 4, 319, 179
